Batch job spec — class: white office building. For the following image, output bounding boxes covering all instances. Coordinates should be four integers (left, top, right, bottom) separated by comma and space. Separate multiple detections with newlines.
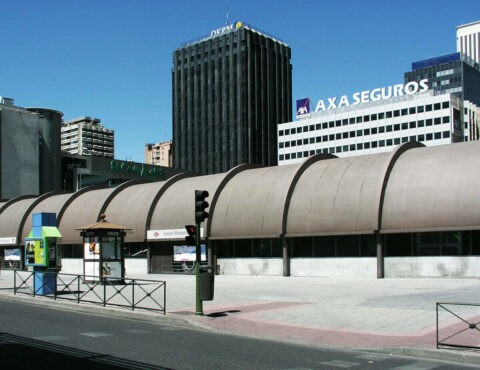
457, 20, 480, 64
61, 117, 114, 158
278, 88, 465, 165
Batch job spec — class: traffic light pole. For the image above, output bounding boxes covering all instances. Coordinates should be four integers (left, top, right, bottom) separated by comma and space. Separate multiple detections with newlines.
194, 189, 209, 316
195, 221, 203, 315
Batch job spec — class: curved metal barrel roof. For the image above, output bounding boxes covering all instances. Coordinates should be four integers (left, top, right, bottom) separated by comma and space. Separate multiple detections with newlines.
58, 188, 117, 244
286, 152, 392, 237
103, 180, 176, 242
149, 173, 225, 238
0, 197, 38, 243
1, 141, 479, 246
210, 164, 304, 239
381, 141, 480, 232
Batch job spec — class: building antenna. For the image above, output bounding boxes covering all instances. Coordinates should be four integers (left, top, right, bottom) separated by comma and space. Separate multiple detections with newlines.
225, 0, 229, 25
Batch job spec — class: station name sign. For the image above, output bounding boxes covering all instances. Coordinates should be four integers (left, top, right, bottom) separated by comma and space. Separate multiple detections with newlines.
0, 236, 16, 245
314, 79, 429, 112
210, 21, 243, 37
147, 228, 204, 241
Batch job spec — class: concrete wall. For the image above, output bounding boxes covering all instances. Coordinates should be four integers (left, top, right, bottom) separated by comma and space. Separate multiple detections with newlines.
385, 256, 480, 278
291, 258, 377, 278
60, 258, 148, 276
217, 258, 283, 275
60, 256, 480, 278
124, 258, 148, 275
60, 258, 83, 274
217, 257, 480, 278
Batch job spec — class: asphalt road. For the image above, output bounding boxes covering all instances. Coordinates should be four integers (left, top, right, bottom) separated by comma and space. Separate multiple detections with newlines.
0, 299, 477, 370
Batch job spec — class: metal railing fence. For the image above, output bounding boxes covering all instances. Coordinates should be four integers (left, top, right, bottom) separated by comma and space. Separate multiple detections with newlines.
436, 302, 480, 350
14, 270, 166, 314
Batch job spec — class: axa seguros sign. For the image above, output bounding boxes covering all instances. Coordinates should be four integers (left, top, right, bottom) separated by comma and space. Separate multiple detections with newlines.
298, 79, 429, 116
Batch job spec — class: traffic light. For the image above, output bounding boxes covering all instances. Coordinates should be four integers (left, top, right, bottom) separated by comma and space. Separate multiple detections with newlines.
195, 190, 209, 224
185, 224, 197, 246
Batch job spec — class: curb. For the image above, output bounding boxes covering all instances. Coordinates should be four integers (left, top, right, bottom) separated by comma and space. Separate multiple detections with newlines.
0, 291, 195, 329
365, 347, 480, 366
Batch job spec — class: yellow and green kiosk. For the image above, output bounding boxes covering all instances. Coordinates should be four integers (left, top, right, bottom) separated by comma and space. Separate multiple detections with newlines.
24, 212, 62, 295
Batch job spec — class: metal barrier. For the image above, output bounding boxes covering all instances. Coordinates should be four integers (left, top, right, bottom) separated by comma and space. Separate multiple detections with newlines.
14, 270, 166, 314
436, 302, 480, 350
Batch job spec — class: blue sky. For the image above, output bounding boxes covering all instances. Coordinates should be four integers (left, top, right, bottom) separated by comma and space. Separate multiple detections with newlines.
1, 0, 479, 163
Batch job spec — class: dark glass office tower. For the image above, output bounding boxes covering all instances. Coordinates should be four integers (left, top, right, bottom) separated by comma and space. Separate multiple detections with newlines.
405, 53, 480, 106
172, 22, 292, 174
405, 52, 480, 141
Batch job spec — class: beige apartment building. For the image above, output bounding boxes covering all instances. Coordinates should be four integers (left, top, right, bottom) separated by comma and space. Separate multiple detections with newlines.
145, 141, 172, 167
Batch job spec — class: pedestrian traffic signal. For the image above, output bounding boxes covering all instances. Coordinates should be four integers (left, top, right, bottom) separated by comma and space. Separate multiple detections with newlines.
195, 190, 209, 224
185, 224, 197, 246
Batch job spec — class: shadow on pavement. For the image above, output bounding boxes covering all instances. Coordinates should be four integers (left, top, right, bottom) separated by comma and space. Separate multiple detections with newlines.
0, 332, 172, 370
206, 309, 242, 318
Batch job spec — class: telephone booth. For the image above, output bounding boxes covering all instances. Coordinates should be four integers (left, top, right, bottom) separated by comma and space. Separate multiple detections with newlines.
25, 212, 62, 295
76, 215, 130, 283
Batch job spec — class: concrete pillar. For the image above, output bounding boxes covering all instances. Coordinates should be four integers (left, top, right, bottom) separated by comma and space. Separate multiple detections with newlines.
376, 231, 384, 279
282, 237, 290, 277
147, 246, 151, 274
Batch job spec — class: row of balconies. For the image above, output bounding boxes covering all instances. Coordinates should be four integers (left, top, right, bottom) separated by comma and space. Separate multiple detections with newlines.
61, 124, 79, 132
84, 137, 114, 144
61, 124, 113, 134
81, 149, 114, 157
80, 137, 113, 145
81, 131, 114, 138
61, 131, 114, 138
82, 126, 113, 134
61, 139, 78, 145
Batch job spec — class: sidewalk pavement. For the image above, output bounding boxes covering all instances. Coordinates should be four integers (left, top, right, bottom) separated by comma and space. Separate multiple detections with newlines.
1, 269, 480, 365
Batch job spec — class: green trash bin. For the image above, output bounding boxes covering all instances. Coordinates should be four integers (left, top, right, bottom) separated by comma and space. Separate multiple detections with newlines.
199, 265, 214, 301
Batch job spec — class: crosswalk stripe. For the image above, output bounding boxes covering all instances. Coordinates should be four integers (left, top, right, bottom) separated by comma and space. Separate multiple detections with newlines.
319, 359, 360, 368
124, 329, 152, 334
390, 361, 440, 370
356, 353, 392, 362
32, 335, 67, 341
80, 332, 112, 338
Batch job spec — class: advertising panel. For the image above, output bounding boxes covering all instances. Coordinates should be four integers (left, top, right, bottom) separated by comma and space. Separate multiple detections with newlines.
4, 249, 20, 261
101, 261, 122, 279
25, 239, 46, 266
173, 245, 206, 262
34, 240, 46, 265
84, 237, 100, 258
